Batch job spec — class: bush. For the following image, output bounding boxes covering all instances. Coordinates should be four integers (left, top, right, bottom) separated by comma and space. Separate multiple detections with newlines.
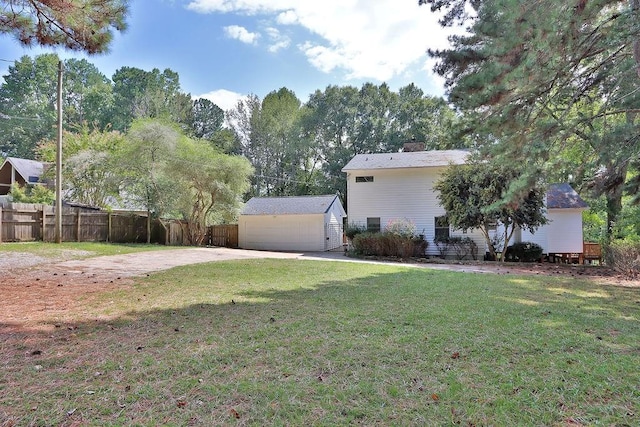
505, 242, 543, 262
384, 218, 417, 239
352, 231, 428, 258
433, 236, 478, 260
604, 240, 640, 278
344, 223, 367, 240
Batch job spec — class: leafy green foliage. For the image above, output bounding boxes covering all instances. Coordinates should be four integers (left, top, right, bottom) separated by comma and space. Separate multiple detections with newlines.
505, 242, 544, 263
8, 183, 55, 204
435, 160, 546, 260
38, 124, 126, 208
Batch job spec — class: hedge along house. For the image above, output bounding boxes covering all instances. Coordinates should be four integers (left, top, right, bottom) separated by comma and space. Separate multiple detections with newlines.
238, 194, 346, 252
0, 157, 46, 196
342, 148, 589, 259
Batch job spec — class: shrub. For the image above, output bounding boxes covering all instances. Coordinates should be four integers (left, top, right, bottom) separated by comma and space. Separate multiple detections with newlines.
384, 218, 417, 239
345, 223, 367, 240
352, 231, 428, 258
604, 240, 640, 278
506, 242, 543, 262
433, 236, 478, 260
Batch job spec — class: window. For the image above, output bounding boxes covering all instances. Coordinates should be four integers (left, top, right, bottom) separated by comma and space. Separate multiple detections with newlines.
434, 216, 450, 241
355, 176, 374, 183
367, 217, 381, 232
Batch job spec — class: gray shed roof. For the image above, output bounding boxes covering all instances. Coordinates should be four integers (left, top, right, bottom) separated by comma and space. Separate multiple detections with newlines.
2, 157, 44, 182
242, 195, 344, 215
547, 183, 589, 209
342, 150, 470, 171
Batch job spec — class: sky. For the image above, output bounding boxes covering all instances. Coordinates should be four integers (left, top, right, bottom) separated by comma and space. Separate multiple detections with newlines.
0, 0, 456, 111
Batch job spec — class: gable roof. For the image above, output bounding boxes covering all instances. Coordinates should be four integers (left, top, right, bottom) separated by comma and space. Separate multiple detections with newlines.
547, 183, 589, 209
1, 157, 44, 182
341, 149, 470, 172
242, 195, 344, 216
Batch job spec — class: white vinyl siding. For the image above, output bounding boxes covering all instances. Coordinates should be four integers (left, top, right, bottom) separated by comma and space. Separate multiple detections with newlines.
239, 214, 326, 251
345, 167, 486, 256
521, 209, 584, 254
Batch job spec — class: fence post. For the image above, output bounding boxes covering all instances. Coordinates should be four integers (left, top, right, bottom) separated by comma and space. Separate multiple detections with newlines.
0, 206, 3, 243
41, 204, 46, 242
77, 209, 81, 242
107, 212, 112, 243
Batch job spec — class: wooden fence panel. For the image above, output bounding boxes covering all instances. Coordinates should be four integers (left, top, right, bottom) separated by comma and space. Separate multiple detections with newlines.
208, 225, 238, 248
0, 204, 240, 247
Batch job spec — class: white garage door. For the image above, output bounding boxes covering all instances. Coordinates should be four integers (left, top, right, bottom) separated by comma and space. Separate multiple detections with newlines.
240, 215, 325, 251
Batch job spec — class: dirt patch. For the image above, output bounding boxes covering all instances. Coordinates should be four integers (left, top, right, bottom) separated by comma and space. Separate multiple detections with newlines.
1, 247, 637, 331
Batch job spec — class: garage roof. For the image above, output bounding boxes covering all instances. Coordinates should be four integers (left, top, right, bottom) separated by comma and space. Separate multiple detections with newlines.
242, 194, 343, 215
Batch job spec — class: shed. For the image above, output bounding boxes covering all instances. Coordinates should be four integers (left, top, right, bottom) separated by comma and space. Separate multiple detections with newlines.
238, 195, 346, 252
0, 157, 46, 195
520, 183, 589, 254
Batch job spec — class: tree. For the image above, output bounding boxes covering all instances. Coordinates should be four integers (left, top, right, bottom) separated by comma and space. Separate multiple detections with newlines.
38, 123, 125, 207
0, 54, 59, 158
190, 98, 225, 141
110, 67, 191, 131
118, 119, 181, 239
421, 0, 640, 235
0, 0, 129, 53
435, 161, 547, 261
171, 138, 253, 245
0, 54, 115, 157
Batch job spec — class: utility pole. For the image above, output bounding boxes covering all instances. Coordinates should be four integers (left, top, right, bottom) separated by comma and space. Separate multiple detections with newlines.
55, 60, 63, 243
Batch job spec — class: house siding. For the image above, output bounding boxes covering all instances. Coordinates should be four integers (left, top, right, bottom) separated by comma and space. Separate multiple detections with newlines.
346, 167, 486, 257
522, 209, 584, 254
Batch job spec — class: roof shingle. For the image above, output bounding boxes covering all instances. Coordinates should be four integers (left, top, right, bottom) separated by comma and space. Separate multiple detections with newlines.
242, 195, 342, 215
341, 150, 470, 171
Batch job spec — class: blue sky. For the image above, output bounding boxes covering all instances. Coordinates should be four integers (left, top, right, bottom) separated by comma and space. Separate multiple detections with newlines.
0, 0, 454, 111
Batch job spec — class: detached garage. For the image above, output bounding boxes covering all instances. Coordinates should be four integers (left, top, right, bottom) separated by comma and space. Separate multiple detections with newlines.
239, 195, 346, 251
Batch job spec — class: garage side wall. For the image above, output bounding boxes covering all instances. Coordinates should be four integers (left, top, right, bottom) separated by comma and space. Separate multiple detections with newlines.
239, 214, 326, 251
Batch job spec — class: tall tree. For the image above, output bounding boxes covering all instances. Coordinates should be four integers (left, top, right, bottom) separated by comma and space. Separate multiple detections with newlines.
0, 54, 59, 157
171, 138, 253, 245
422, 0, 640, 234
190, 98, 225, 141
0, 0, 129, 53
110, 67, 191, 131
228, 89, 305, 197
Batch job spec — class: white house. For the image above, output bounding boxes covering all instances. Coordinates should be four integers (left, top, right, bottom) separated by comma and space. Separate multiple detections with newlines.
238, 194, 346, 252
342, 149, 588, 258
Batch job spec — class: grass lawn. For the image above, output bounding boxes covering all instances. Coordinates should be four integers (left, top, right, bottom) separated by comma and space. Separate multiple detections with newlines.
1, 259, 638, 425
0, 241, 174, 259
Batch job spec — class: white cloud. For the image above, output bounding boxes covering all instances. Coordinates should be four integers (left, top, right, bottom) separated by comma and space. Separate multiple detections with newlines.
265, 27, 290, 53
223, 25, 259, 44
196, 89, 247, 112
186, 0, 453, 82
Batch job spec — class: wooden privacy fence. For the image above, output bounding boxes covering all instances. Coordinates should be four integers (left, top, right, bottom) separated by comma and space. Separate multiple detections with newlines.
0, 204, 239, 248
0, 204, 148, 243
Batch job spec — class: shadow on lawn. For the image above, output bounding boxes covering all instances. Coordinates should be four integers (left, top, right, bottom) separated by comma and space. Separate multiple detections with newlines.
1, 267, 639, 425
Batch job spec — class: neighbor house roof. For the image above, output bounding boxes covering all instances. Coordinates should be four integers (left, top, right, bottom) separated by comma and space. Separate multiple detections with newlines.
242, 195, 343, 215
341, 150, 470, 171
1, 157, 44, 183
547, 183, 589, 209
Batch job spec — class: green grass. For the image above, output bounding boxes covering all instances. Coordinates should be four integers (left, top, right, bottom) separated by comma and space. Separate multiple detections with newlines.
1, 259, 639, 426
0, 241, 174, 259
